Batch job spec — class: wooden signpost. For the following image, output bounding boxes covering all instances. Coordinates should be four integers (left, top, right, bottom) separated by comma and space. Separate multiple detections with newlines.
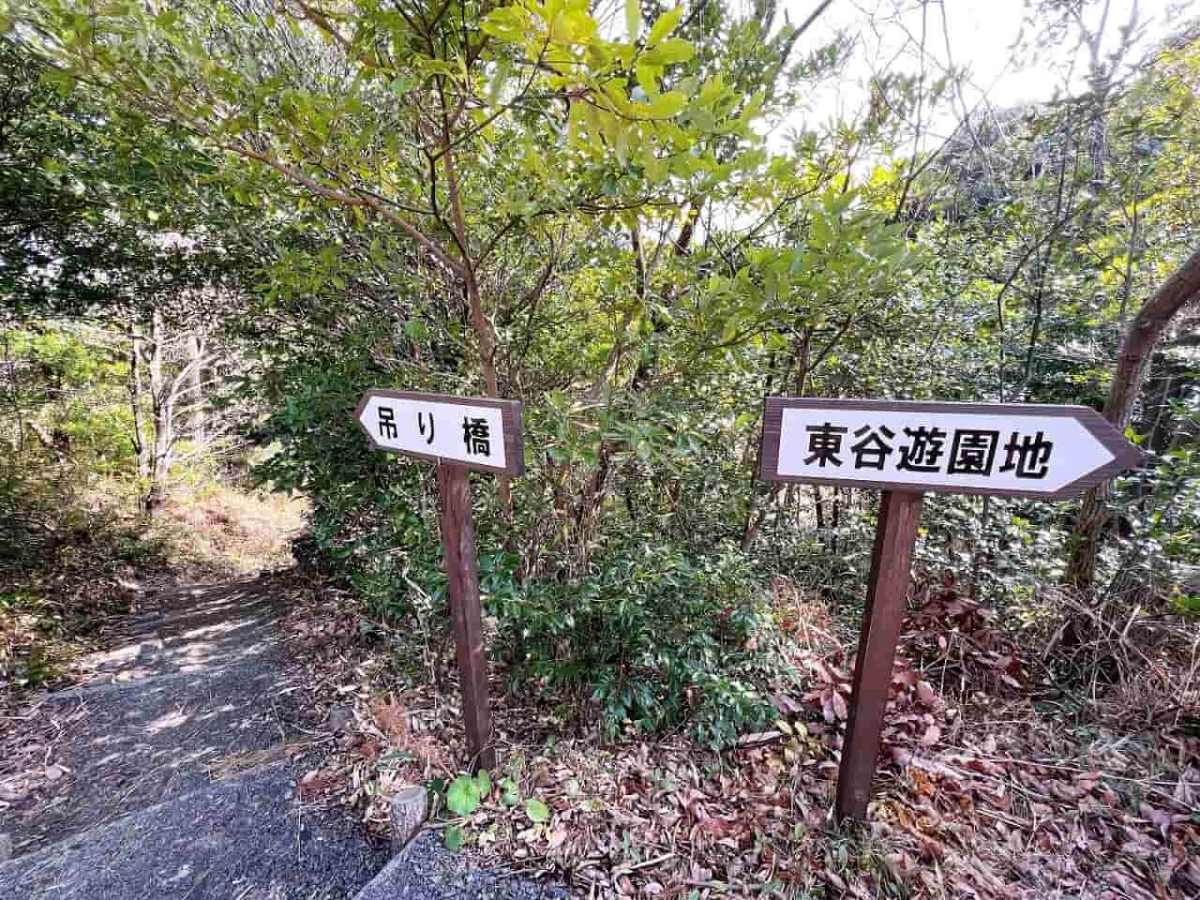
356, 389, 524, 770
758, 398, 1142, 821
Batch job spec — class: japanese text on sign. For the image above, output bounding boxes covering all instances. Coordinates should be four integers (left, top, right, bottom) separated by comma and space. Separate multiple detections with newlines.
357, 392, 510, 472
800, 422, 1054, 479
764, 401, 1136, 497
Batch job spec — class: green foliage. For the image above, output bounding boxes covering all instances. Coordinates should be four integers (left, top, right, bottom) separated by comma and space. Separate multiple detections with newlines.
1143, 440, 1200, 566
499, 777, 522, 808
490, 537, 779, 747
446, 772, 489, 816
3, 4, 1197, 751
0, 39, 250, 320
225, 13, 1197, 745
1172, 590, 1200, 617
443, 823, 465, 852
438, 770, 544, 850
1, 325, 138, 475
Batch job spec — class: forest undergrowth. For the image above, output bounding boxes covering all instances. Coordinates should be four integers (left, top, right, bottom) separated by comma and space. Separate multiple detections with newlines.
286, 560, 1200, 899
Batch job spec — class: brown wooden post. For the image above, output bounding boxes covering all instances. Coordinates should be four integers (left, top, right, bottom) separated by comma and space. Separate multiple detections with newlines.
835, 489, 923, 822
435, 461, 496, 771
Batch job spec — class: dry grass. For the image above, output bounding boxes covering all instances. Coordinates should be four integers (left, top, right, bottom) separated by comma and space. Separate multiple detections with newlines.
151, 481, 307, 576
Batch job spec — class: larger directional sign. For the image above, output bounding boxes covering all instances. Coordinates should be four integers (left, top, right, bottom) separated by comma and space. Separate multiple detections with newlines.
757, 397, 1141, 823
760, 398, 1141, 499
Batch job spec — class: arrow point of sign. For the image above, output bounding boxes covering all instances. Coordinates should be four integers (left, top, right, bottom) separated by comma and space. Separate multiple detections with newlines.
1116, 442, 1145, 471
1076, 406, 1145, 471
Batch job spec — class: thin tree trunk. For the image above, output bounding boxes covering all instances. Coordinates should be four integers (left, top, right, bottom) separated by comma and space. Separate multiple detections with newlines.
1148, 374, 1176, 454
830, 486, 841, 553
741, 483, 783, 553
1023, 115, 1073, 397
185, 331, 205, 444
1119, 138, 1142, 331
4, 330, 26, 453
589, 224, 645, 401
147, 308, 171, 511
969, 496, 991, 603
439, 91, 512, 525
742, 329, 814, 551
128, 321, 148, 481
1066, 244, 1200, 587
631, 198, 705, 390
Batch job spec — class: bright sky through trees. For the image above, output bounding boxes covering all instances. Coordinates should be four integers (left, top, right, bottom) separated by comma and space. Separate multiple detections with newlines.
783, 0, 1195, 143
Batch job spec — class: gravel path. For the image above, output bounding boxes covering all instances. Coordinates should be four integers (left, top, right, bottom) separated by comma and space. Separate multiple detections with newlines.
356, 833, 566, 900
0, 578, 564, 900
0, 580, 389, 899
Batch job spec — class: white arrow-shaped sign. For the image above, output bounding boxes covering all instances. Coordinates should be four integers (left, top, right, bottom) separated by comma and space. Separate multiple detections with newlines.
759, 398, 1141, 498
355, 389, 524, 476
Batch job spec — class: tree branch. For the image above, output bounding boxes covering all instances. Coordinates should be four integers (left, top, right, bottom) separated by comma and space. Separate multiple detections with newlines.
225, 143, 464, 276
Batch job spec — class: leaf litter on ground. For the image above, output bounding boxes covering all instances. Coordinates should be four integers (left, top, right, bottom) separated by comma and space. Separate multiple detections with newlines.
283, 575, 1200, 898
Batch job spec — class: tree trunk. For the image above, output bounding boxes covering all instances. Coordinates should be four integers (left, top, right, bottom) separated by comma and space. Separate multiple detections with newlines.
184, 331, 205, 444
1066, 244, 1200, 587
741, 329, 812, 552
740, 483, 782, 553
830, 486, 842, 553
438, 97, 512, 526
631, 197, 705, 390
146, 308, 172, 512
5, 331, 26, 453
128, 320, 148, 481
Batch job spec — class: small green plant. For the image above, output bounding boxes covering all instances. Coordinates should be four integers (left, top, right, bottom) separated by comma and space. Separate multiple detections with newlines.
445, 770, 491, 817
524, 797, 550, 824
443, 824, 465, 852
1172, 589, 1200, 616
499, 777, 521, 808
437, 770, 554, 852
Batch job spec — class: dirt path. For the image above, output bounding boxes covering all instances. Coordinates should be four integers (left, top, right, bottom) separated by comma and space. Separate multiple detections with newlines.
0, 579, 389, 899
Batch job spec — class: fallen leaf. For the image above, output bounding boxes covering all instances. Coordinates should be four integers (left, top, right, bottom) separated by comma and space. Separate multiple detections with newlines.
736, 730, 783, 748
831, 691, 848, 722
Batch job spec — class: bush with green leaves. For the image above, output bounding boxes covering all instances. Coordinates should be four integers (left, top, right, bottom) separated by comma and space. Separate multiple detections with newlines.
489, 537, 779, 747
250, 349, 782, 744
261, 392, 784, 745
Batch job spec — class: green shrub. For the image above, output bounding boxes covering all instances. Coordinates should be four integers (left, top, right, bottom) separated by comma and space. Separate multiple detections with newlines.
486, 537, 778, 747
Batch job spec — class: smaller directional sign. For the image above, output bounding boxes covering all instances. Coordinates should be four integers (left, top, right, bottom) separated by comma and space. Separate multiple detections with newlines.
760, 398, 1141, 499
355, 389, 524, 476
354, 388, 525, 771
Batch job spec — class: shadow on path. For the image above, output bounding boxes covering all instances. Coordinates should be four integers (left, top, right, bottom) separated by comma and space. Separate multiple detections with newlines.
0, 578, 388, 899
